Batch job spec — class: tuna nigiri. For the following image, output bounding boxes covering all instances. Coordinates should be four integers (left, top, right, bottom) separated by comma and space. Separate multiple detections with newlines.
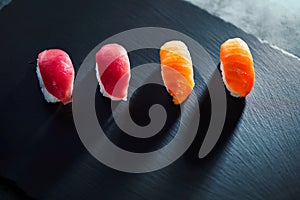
160, 40, 194, 104
37, 49, 75, 104
95, 43, 130, 101
220, 38, 255, 97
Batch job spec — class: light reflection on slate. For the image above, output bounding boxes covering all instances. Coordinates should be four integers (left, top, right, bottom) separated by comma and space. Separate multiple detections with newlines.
0, 0, 11, 10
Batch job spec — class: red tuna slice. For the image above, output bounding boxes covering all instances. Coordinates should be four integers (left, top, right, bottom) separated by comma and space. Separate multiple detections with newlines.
37, 49, 75, 104
95, 43, 130, 100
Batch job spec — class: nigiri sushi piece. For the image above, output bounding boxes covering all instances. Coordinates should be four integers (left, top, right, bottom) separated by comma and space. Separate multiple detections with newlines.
160, 40, 194, 104
220, 38, 255, 97
37, 49, 75, 104
95, 43, 130, 101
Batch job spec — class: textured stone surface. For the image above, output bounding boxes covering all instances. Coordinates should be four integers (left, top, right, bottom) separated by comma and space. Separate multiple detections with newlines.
186, 0, 300, 58
0, 0, 299, 199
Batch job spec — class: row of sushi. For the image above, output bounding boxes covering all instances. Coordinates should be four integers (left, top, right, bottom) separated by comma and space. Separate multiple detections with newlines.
36, 38, 255, 105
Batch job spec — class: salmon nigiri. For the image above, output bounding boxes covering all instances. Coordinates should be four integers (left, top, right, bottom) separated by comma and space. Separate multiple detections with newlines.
220, 38, 255, 97
95, 43, 130, 101
37, 49, 75, 104
160, 40, 194, 104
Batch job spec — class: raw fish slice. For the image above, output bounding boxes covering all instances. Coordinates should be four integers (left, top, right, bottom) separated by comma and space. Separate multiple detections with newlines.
95, 43, 130, 101
160, 40, 194, 104
220, 38, 255, 97
37, 49, 75, 104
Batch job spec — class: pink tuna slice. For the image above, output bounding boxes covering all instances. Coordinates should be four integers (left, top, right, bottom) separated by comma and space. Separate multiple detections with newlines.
95, 43, 130, 100
37, 49, 75, 104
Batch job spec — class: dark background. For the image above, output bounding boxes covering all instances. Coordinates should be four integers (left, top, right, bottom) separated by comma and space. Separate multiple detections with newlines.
0, 0, 299, 199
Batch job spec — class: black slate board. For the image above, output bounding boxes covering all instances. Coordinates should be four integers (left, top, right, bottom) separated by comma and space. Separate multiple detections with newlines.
0, 0, 300, 199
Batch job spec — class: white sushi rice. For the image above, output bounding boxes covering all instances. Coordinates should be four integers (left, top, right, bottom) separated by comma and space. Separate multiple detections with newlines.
95, 63, 127, 101
36, 64, 60, 103
220, 62, 240, 98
